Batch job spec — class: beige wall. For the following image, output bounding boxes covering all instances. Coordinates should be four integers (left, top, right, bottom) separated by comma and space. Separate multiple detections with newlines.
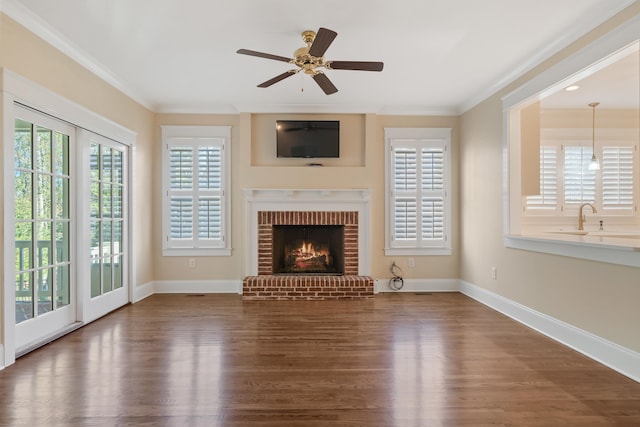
460, 3, 640, 352
520, 102, 540, 196
541, 109, 640, 129
153, 113, 460, 281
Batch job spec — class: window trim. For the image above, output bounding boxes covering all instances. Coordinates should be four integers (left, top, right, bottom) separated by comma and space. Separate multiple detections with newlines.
384, 127, 452, 256
161, 126, 231, 256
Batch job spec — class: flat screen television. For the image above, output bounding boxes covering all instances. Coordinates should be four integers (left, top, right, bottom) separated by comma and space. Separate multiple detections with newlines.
276, 120, 339, 158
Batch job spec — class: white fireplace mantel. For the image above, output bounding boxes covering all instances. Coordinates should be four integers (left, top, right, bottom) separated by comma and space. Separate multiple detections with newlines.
244, 188, 371, 276
243, 188, 370, 202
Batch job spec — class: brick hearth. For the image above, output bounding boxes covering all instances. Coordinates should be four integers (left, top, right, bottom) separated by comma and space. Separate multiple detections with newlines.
242, 275, 374, 300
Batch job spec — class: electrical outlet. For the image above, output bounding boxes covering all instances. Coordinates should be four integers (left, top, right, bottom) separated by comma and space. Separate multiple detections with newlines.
408, 258, 415, 268
188, 258, 196, 269
490, 266, 497, 280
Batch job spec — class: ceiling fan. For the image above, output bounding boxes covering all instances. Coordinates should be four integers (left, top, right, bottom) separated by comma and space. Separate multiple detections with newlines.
237, 27, 384, 95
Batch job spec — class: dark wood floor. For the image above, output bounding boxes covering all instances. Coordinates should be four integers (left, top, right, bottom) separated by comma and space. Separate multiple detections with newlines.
1, 293, 639, 426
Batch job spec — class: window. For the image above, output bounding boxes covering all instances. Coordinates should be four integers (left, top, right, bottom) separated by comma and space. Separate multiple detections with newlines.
161, 126, 231, 256
525, 135, 637, 216
385, 128, 451, 255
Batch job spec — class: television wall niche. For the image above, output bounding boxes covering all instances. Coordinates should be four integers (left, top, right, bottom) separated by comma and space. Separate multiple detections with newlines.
251, 113, 366, 167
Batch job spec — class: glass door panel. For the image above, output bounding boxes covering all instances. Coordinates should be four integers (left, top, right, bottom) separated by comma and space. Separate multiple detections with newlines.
14, 119, 34, 322
14, 108, 75, 350
88, 138, 126, 299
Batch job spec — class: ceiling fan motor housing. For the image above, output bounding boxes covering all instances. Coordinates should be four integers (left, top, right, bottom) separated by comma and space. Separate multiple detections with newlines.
294, 31, 325, 74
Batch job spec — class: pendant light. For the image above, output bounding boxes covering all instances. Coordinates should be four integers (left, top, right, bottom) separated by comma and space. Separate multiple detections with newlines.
588, 102, 600, 170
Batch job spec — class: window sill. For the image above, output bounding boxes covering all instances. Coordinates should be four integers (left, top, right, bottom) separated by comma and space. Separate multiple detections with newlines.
162, 248, 232, 257
505, 234, 639, 268
384, 247, 452, 256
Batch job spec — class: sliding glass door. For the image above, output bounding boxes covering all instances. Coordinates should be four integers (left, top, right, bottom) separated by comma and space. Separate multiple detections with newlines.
12, 108, 130, 351
14, 109, 76, 348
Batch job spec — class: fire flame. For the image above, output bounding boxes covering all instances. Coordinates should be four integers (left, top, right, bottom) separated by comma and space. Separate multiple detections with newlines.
298, 241, 316, 259
286, 240, 332, 271
292, 241, 330, 260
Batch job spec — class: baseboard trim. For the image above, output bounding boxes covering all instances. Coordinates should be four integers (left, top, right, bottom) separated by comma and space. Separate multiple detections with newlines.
132, 281, 155, 303
374, 278, 459, 293
153, 280, 242, 294
459, 280, 640, 383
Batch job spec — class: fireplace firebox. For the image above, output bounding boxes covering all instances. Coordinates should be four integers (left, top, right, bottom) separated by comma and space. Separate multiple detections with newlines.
272, 225, 344, 275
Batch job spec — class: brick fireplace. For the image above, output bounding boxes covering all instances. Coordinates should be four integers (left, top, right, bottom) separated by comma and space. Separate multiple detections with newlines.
243, 189, 373, 300
257, 211, 358, 276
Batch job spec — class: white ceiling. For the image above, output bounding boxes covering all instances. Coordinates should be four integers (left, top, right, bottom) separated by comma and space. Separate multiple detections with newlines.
2, 0, 637, 114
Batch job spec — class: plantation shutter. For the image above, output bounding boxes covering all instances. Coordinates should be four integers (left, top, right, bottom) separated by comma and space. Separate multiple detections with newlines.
169, 148, 194, 239
391, 141, 447, 247
197, 147, 222, 239
393, 147, 418, 241
167, 139, 224, 248
525, 145, 558, 213
563, 145, 595, 206
421, 147, 444, 239
601, 145, 634, 212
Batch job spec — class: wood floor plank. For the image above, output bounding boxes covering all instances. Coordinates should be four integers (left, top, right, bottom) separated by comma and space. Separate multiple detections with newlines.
1, 293, 639, 426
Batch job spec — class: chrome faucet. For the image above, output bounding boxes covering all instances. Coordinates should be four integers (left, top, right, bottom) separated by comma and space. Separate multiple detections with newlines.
578, 203, 597, 230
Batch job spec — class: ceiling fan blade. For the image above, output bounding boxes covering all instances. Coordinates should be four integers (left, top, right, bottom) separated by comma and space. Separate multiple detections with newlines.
312, 73, 338, 95
327, 61, 384, 71
237, 49, 292, 63
257, 70, 297, 88
308, 27, 338, 57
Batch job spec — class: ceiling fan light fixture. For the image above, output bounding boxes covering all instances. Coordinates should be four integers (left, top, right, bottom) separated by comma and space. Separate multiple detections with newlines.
294, 46, 309, 58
